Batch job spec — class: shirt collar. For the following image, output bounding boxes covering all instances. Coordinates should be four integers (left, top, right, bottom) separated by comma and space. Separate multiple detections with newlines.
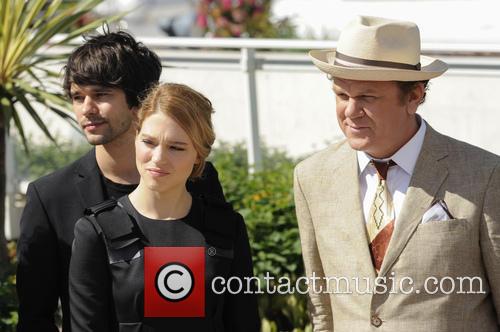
357, 117, 427, 176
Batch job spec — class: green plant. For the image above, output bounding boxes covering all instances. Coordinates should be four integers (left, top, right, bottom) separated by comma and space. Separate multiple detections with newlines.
0, 241, 18, 331
0, 138, 89, 330
14, 137, 90, 181
210, 142, 311, 331
0, 0, 121, 276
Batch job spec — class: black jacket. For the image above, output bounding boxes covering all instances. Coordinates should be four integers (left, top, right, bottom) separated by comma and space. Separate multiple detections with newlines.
16, 149, 225, 332
69, 196, 260, 332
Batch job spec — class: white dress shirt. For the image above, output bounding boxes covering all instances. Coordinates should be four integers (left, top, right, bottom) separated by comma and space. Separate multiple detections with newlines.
357, 120, 427, 224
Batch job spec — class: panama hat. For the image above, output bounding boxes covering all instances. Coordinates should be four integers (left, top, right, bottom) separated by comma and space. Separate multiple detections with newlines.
309, 16, 448, 81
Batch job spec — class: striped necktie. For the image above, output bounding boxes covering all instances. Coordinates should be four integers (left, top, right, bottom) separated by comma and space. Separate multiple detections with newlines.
367, 159, 397, 273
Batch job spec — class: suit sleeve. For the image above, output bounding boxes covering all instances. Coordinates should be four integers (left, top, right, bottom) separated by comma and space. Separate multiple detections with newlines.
187, 161, 225, 201
294, 166, 334, 332
480, 162, 500, 325
223, 213, 261, 332
69, 217, 114, 332
16, 183, 60, 332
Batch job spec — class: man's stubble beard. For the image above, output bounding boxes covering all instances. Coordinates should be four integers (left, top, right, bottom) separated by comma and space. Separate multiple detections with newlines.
84, 117, 134, 146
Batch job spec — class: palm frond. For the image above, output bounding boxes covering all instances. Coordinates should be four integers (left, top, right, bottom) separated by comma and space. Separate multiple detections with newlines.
16, 1, 46, 36
16, 80, 70, 108
0, 0, 121, 146
13, 89, 57, 145
47, 106, 81, 133
58, 12, 126, 45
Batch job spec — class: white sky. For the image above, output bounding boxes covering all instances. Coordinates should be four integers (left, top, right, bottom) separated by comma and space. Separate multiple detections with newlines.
272, 0, 500, 43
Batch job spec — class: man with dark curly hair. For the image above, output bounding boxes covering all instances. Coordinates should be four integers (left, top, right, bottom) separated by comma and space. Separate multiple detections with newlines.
16, 30, 225, 332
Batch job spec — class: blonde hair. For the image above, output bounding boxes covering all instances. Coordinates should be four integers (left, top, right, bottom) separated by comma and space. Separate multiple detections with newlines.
137, 83, 215, 178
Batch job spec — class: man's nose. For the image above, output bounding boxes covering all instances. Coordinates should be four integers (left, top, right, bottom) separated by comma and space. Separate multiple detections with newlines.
344, 98, 363, 118
81, 96, 98, 115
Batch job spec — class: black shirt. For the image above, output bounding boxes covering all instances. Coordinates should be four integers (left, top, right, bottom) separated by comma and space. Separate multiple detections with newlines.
120, 195, 204, 246
101, 175, 137, 200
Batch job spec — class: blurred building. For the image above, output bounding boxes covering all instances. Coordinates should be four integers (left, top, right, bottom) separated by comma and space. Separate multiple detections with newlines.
95, 0, 197, 37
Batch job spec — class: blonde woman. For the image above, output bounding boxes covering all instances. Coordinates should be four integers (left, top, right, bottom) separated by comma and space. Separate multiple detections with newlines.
69, 83, 260, 332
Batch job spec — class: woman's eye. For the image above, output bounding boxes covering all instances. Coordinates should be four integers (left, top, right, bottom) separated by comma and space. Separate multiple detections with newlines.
170, 146, 185, 151
142, 139, 154, 145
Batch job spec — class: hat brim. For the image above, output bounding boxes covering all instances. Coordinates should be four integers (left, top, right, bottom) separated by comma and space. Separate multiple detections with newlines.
309, 49, 448, 81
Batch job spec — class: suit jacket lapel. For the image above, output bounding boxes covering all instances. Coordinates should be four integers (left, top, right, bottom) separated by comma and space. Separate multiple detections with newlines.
328, 143, 377, 278
379, 125, 449, 277
74, 148, 106, 209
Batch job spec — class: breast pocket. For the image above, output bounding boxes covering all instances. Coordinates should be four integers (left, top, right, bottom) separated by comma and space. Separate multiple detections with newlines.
413, 218, 471, 251
416, 218, 469, 234
401, 218, 473, 276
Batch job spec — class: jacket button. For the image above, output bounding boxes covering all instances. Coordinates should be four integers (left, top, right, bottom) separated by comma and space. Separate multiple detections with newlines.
371, 315, 382, 327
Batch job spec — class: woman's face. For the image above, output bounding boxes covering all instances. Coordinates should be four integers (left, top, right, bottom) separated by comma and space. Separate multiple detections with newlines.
136, 112, 199, 194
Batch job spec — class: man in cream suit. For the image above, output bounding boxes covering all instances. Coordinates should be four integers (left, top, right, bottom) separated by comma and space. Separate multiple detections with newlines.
294, 16, 500, 331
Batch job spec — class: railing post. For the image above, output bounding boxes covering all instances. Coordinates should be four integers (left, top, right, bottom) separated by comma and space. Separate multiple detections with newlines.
241, 47, 262, 173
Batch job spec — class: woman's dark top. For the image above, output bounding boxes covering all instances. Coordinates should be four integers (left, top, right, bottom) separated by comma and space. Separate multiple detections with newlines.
69, 195, 260, 332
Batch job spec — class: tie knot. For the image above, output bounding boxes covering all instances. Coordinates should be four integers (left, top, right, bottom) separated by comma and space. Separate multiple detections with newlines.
371, 159, 397, 180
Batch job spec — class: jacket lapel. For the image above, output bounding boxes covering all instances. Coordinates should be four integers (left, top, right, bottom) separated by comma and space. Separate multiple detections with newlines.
74, 148, 106, 209
327, 143, 377, 278
378, 125, 449, 277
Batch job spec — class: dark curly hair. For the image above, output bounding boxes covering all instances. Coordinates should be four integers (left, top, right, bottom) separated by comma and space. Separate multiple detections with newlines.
63, 30, 162, 108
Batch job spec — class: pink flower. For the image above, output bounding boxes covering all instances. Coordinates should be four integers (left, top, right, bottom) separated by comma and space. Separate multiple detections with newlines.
196, 14, 208, 28
221, 0, 232, 10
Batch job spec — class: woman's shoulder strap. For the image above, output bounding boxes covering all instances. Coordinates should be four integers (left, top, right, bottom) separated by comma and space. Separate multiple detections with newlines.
84, 199, 141, 250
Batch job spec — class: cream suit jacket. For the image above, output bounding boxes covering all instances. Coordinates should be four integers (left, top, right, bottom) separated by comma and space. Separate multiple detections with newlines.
294, 125, 500, 332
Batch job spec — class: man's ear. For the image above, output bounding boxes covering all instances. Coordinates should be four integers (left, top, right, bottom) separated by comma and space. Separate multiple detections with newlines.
131, 106, 139, 116
130, 107, 140, 132
407, 83, 425, 115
